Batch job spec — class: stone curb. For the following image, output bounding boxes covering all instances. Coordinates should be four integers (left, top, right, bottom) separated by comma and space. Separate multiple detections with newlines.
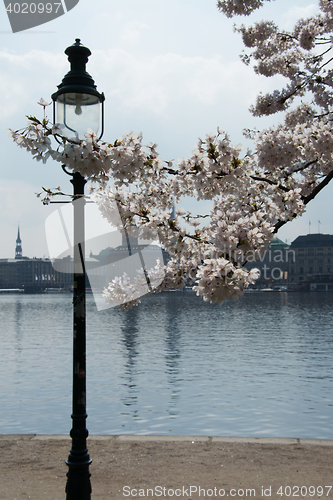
0, 434, 332, 446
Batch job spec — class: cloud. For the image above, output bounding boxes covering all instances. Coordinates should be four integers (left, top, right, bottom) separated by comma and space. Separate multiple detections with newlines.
118, 19, 149, 45
0, 50, 65, 121
0, 75, 26, 119
92, 48, 273, 119
281, 4, 319, 29
0, 39, 277, 134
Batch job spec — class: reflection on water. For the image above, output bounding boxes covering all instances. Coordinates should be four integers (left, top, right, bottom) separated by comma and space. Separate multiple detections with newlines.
121, 307, 140, 412
0, 291, 332, 437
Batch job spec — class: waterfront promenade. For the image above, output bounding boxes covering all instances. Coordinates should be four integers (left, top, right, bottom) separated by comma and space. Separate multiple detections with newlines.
1, 435, 333, 499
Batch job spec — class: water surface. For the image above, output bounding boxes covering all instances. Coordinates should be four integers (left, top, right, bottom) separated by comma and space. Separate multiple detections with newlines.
0, 291, 332, 438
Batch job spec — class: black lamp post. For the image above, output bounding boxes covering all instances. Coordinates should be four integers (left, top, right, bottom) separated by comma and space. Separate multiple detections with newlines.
51, 39, 105, 500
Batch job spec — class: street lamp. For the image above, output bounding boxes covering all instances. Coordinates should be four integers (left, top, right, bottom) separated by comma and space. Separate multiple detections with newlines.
51, 39, 105, 500
52, 38, 105, 141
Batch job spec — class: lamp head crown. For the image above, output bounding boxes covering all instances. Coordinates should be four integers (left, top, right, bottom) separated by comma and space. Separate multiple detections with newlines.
51, 39, 104, 102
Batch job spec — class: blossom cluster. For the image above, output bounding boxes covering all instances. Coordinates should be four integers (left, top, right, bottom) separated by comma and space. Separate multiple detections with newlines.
234, 0, 333, 118
102, 260, 165, 310
217, 0, 272, 18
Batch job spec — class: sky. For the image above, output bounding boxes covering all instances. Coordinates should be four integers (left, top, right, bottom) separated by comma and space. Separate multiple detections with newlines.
0, 0, 329, 259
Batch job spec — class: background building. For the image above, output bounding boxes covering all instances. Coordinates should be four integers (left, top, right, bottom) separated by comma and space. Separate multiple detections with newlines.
4, 226, 333, 292
289, 233, 333, 290
0, 228, 167, 292
0, 227, 73, 292
15, 226, 22, 259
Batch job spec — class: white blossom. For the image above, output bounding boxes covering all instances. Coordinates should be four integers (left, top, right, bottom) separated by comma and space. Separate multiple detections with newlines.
37, 97, 51, 108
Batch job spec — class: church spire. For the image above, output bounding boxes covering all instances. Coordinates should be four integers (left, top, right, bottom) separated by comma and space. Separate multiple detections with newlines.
15, 225, 22, 259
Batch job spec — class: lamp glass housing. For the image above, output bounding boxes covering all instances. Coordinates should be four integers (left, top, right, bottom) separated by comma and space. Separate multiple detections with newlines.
56, 92, 101, 140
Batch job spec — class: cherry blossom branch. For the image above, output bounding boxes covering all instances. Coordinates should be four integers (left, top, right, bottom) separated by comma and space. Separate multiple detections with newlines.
8, 0, 333, 308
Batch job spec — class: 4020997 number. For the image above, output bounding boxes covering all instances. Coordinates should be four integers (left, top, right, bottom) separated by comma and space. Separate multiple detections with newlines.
277, 486, 332, 497
5, 2, 62, 14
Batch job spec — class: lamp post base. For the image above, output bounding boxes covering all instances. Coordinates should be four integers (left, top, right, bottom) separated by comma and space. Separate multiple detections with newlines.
65, 425, 92, 500
66, 465, 92, 500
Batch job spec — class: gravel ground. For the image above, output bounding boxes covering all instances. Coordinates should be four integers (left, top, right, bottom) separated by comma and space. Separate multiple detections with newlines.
0, 435, 332, 500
